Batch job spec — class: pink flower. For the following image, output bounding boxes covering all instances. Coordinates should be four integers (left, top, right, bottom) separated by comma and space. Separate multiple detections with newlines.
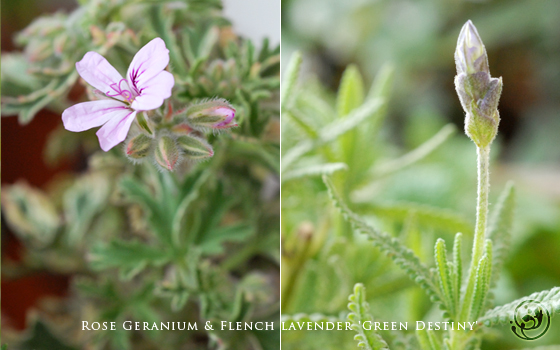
62, 38, 174, 151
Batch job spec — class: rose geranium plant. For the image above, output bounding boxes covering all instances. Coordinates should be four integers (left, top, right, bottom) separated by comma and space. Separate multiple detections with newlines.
1, 1, 279, 349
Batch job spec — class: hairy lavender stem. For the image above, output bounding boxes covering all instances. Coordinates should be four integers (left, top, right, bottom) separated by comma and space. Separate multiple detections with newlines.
460, 145, 490, 322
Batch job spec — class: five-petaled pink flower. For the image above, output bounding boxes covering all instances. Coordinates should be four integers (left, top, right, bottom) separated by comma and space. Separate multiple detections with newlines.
62, 38, 174, 151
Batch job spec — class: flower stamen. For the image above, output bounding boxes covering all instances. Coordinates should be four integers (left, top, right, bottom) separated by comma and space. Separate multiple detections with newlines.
107, 78, 134, 102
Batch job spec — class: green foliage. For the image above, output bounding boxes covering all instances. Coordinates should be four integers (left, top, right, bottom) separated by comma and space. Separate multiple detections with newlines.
486, 182, 515, 303
479, 287, 560, 326
1, 1, 279, 349
336, 65, 365, 117
282, 97, 384, 172
323, 176, 443, 305
281, 53, 472, 350
281, 51, 302, 110
281, 1, 560, 349
416, 329, 442, 350
18, 320, 77, 350
371, 124, 456, 179
283, 162, 348, 182
452, 233, 463, 318
434, 238, 455, 318
282, 313, 343, 324
90, 239, 172, 280
468, 240, 492, 322
355, 203, 472, 236
347, 284, 390, 350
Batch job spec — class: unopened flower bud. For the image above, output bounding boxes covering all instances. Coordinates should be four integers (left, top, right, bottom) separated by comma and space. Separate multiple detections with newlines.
154, 135, 180, 171
455, 20, 489, 75
185, 99, 237, 130
176, 135, 214, 160
454, 20, 502, 148
125, 133, 153, 159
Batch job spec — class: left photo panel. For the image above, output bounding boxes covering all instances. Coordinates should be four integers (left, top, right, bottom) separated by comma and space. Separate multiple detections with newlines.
1, 0, 280, 349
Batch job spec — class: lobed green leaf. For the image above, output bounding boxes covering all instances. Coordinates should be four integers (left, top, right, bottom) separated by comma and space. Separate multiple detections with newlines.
479, 287, 560, 326
435, 238, 455, 318
324, 176, 444, 305
347, 283, 390, 350
89, 240, 171, 280
452, 233, 463, 316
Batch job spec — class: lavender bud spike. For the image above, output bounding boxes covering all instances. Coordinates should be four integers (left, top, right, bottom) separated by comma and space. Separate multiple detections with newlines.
454, 20, 502, 148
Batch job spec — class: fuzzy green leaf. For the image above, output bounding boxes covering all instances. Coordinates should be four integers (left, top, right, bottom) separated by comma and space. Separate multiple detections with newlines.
281, 51, 302, 109
347, 283, 390, 350
171, 170, 210, 246
120, 176, 171, 238
282, 98, 384, 171
199, 224, 253, 255
1, 71, 78, 124
469, 257, 489, 321
367, 63, 395, 101
427, 330, 443, 350
283, 108, 318, 138
371, 124, 456, 178
89, 240, 171, 280
281, 313, 343, 324
469, 240, 492, 321
336, 65, 365, 117
479, 287, 560, 326
324, 176, 443, 304
282, 162, 348, 182
416, 329, 432, 350
435, 239, 455, 318
487, 182, 515, 302
365, 63, 395, 140
355, 202, 472, 236
452, 233, 463, 316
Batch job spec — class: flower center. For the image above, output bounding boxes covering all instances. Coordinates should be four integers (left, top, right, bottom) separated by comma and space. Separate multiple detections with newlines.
107, 79, 135, 102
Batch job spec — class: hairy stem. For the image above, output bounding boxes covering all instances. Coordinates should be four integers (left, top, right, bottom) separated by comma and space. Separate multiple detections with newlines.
459, 145, 490, 322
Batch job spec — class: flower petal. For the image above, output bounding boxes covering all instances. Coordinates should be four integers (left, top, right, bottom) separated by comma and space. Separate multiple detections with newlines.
62, 100, 128, 132
130, 71, 174, 111
76, 52, 125, 98
127, 38, 170, 92
96, 110, 137, 151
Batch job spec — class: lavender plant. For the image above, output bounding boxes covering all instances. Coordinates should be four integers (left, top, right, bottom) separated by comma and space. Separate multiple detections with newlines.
1, 1, 279, 349
282, 21, 559, 350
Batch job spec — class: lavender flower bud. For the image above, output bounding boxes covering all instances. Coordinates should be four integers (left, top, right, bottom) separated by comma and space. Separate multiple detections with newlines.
455, 20, 489, 75
125, 134, 153, 159
185, 99, 237, 130
454, 20, 502, 148
176, 135, 214, 160
154, 135, 180, 171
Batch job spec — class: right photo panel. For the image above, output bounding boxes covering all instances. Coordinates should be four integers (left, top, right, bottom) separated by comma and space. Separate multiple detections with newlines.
281, 0, 560, 349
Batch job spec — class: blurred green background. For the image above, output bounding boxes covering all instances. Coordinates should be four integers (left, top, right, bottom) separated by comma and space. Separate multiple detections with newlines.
281, 0, 560, 349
